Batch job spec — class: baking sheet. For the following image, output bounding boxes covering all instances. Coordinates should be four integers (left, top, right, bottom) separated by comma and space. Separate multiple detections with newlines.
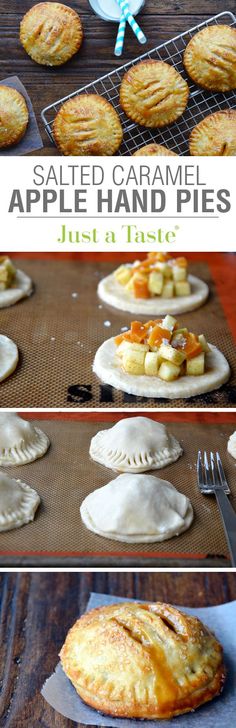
0, 258, 235, 409
0, 76, 43, 156
42, 592, 236, 727
0, 417, 235, 564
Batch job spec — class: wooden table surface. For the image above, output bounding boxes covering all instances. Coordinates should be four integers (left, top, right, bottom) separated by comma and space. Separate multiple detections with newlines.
0, 571, 235, 727
1, 1, 235, 155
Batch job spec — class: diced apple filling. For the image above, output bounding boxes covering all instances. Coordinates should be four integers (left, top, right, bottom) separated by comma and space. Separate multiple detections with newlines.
0, 256, 16, 290
113, 253, 191, 299
115, 316, 208, 380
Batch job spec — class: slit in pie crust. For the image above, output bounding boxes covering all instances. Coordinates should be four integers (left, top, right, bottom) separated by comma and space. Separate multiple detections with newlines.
89, 416, 182, 472
60, 601, 226, 719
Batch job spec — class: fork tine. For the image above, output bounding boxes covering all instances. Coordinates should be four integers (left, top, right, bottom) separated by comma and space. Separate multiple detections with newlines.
216, 452, 231, 494
210, 451, 218, 486
204, 451, 212, 489
197, 450, 204, 488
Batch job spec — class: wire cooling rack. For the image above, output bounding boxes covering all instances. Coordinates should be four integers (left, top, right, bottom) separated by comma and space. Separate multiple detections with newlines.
41, 11, 236, 156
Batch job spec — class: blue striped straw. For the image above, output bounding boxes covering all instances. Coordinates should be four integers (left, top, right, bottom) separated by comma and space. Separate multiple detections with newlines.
116, 0, 147, 44
115, 13, 126, 56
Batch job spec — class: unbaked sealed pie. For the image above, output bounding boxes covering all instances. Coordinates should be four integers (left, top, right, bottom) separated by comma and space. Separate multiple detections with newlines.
0, 334, 19, 382
20, 2, 83, 66
93, 314, 230, 399
184, 25, 236, 92
60, 601, 226, 719
0, 413, 50, 466
98, 253, 209, 315
53, 94, 123, 155
0, 471, 40, 532
133, 143, 178, 156
190, 110, 236, 156
0, 256, 33, 308
227, 431, 236, 459
0, 86, 29, 149
120, 60, 189, 127
90, 416, 182, 472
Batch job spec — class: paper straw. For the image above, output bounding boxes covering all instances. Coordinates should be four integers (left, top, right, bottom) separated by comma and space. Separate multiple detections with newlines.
116, 0, 147, 44
115, 14, 126, 56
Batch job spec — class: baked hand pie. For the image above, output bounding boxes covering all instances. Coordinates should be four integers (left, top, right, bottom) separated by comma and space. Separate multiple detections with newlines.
20, 2, 83, 66
184, 25, 236, 92
0, 413, 50, 467
80, 473, 193, 542
0, 334, 19, 383
90, 416, 182, 472
0, 471, 40, 532
227, 431, 236, 459
93, 314, 230, 399
53, 94, 123, 155
98, 252, 209, 315
0, 86, 29, 149
189, 110, 236, 156
133, 143, 178, 156
120, 60, 189, 127
0, 256, 33, 308
60, 601, 225, 719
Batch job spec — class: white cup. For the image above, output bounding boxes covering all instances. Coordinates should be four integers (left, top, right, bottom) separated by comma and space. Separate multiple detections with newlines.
88, 1, 145, 22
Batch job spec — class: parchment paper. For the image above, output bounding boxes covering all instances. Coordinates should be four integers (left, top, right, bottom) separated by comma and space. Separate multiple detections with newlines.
0, 76, 43, 155
42, 592, 236, 727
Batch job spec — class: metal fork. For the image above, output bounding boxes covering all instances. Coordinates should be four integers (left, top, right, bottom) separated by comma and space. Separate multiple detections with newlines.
197, 450, 236, 567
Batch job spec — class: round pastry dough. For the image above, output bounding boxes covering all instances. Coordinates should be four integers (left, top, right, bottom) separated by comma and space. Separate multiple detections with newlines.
184, 25, 236, 92
190, 110, 236, 156
0, 413, 50, 467
120, 60, 189, 127
60, 601, 225, 720
227, 431, 236, 459
90, 416, 182, 472
98, 272, 209, 315
53, 94, 123, 156
0, 471, 40, 532
80, 473, 193, 542
0, 268, 33, 309
0, 86, 29, 149
0, 335, 19, 382
133, 143, 178, 156
93, 338, 230, 399
20, 2, 83, 66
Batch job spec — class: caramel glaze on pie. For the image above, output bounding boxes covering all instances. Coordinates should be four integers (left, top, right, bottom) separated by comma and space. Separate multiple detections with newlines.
20, 2, 83, 66
60, 601, 226, 720
184, 25, 236, 92
120, 60, 189, 128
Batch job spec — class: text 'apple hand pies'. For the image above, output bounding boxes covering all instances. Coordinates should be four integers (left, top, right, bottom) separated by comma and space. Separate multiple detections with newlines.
190, 109, 236, 156
20, 2, 83, 66
0, 413, 50, 467
0, 86, 29, 149
0, 471, 40, 532
60, 601, 226, 720
90, 416, 182, 473
53, 94, 123, 155
133, 143, 178, 156
80, 473, 193, 542
184, 25, 236, 92
120, 60, 189, 127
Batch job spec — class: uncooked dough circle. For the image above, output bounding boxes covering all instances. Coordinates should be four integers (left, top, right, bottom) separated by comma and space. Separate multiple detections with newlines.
90, 416, 182, 472
98, 273, 209, 315
0, 335, 19, 382
227, 431, 236, 460
93, 338, 230, 399
0, 471, 40, 532
0, 413, 50, 466
80, 473, 194, 542
0, 269, 33, 309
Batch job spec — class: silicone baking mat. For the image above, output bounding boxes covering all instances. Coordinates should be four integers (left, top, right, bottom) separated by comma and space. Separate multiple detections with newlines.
0, 417, 235, 566
0, 258, 235, 409
41, 11, 236, 156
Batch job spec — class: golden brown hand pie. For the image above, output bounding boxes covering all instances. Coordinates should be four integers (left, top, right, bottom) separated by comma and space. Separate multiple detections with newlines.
20, 2, 83, 66
133, 143, 178, 156
184, 25, 236, 92
190, 109, 236, 155
53, 94, 123, 156
60, 601, 225, 720
120, 60, 189, 128
0, 86, 29, 149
